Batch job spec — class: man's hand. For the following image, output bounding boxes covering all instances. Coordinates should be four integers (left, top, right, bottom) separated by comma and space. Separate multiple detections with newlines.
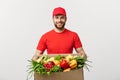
32, 50, 43, 61
75, 47, 87, 60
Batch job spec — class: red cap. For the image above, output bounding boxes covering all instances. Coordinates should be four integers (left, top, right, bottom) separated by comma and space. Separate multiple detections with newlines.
53, 7, 66, 16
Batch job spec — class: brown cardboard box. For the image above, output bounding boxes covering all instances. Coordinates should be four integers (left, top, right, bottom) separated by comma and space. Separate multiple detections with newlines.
34, 54, 84, 80
34, 68, 84, 80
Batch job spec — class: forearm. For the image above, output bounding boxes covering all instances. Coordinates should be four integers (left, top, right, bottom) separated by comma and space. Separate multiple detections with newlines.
76, 47, 87, 60
78, 50, 87, 60
32, 50, 43, 61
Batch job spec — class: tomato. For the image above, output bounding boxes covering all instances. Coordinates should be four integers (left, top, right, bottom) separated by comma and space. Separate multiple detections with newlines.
44, 61, 55, 71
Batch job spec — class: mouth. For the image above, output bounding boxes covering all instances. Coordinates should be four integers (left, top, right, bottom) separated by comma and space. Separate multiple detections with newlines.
54, 21, 65, 29
57, 23, 63, 26
57, 22, 63, 25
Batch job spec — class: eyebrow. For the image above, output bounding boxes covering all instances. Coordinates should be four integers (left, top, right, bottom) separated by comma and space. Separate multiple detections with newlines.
55, 14, 65, 16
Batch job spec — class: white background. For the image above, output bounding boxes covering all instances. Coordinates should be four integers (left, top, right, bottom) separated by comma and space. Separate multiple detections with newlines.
0, 0, 120, 80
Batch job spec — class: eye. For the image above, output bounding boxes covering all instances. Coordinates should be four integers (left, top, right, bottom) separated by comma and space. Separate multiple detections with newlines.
61, 16, 65, 19
55, 16, 59, 19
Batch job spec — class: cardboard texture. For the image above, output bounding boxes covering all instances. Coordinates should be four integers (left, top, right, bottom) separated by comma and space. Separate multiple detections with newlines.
34, 68, 84, 80
34, 54, 84, 80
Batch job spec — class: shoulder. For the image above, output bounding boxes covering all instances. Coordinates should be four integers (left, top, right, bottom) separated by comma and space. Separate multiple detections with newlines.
65, 28, 78, 35
65, 29, 80, 39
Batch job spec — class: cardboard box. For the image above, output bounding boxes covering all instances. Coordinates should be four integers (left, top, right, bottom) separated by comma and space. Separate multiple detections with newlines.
34, 54, 84, 80
34, 68, 84, 80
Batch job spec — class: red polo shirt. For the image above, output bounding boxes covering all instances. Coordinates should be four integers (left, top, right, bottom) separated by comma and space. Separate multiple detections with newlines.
36, 29, 82, 54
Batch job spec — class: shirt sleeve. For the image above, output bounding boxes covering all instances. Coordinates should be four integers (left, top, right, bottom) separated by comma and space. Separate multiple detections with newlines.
73, 33, 82, 49
36, 35, 47, 53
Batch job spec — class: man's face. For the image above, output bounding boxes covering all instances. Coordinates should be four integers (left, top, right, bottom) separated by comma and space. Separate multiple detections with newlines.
53, 15, 66, 30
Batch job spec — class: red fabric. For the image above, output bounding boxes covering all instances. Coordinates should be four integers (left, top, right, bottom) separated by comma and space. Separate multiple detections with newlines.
36, 29, 82, 54
53, 7, 66, 16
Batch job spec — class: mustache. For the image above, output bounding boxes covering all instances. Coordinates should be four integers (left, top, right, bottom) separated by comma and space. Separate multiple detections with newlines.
57, 21, 64, 24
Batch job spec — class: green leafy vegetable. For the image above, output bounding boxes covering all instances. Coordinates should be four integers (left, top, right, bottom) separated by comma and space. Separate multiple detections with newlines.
54, 55, 63, 61
50, 66, 62, 72
74, 56, 86, 68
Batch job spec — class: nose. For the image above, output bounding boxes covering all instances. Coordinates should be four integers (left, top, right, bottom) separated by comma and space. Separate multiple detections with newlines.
58, 18, 62, 22
58, 18, 61, 21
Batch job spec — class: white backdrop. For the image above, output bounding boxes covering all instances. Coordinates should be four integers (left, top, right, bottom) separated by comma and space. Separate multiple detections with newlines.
0, 0, 120, 80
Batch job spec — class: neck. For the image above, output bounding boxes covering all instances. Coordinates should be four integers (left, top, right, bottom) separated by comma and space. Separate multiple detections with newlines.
54, 28, 65, 33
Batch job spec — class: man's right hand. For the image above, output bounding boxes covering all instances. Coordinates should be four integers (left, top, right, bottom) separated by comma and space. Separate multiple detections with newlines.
32, 50, 43, 61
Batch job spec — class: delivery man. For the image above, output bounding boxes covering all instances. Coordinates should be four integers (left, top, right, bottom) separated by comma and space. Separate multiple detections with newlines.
32, 7, 87, 61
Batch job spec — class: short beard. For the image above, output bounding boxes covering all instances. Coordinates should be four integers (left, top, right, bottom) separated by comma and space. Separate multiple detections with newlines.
54, 23, 65, 30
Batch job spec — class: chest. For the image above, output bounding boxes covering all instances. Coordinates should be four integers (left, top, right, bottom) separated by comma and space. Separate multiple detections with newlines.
46, 34, 74, 49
